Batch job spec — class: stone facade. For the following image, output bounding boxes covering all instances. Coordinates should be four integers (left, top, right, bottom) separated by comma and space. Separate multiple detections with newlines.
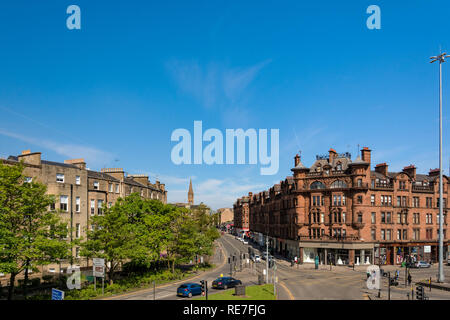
0, 150, 167, 283
235, 147, 450, 265
217, 208, 234, 224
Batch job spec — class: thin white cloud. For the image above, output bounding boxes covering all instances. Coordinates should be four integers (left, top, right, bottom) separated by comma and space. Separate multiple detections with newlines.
0, 128, 115, 167
223, 60, 271, 101
167, 178, 268, 210
166, 59, 271, 109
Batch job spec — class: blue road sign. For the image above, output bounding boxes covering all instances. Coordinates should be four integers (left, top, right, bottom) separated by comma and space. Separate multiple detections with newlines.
51, 288, 64, 300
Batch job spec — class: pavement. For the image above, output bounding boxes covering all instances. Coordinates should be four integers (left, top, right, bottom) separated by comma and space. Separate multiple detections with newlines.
101, 234, 450, 300
103, 234, 283, 300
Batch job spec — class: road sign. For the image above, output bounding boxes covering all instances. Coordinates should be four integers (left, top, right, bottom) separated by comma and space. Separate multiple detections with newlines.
51, 288, 64, 300
93, 265, 105, 278
93, 258, 105, 266
424, 246, 431, 253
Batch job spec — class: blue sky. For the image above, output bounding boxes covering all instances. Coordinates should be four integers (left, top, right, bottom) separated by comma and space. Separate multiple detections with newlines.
0, 1, 449, 209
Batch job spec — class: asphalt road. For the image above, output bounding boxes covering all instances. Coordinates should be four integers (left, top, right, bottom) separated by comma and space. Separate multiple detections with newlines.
104, 234, 262, 300
103, 233, 450, 300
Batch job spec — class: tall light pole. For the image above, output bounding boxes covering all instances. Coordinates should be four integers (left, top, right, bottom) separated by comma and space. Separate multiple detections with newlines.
266, 233, 269, 284
430, 51, 449, 283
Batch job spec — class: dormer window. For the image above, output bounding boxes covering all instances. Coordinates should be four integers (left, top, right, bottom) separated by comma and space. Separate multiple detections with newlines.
336, 163, 342, 171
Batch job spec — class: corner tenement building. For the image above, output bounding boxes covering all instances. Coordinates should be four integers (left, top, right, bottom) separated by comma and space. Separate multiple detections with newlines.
235, 147, 449, 266
0, 149, 167, 283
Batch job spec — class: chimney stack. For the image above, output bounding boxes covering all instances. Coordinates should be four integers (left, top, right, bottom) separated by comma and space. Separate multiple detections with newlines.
403, 165, 416, 179
375, 163, 388, 176
101, 168, 125, 181
361, 147, 371, 163
294, 154, 300, 166
429, 168, 440, 176
64, 158, 86, 170
329, 148, 337, 163
18, 150, 41, 166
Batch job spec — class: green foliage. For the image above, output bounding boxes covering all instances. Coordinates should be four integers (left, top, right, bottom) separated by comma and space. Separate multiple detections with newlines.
81, 193, 219, 282
0, 162, 71, 299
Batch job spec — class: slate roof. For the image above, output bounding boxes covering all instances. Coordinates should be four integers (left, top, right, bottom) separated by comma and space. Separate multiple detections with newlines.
309, 156, 353, 172
124, 177, 146, 187
87, 170, 119, 181
7, 156, 81, 169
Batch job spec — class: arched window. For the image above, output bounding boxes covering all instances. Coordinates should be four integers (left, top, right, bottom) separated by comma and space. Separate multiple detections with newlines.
310, 181, 326, 189
330, 180, 347, 188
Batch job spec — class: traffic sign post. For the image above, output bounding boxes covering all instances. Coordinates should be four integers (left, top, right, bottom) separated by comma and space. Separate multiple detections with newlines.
51, 288, 64, 300
93, 258, 105, 294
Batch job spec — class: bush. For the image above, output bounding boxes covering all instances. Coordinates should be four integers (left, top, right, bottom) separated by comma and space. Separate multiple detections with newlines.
42, 275, 54, 283
31, 278, 41, 287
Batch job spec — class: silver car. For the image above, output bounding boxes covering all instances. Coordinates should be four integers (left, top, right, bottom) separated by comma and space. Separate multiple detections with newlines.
416, 261, 431, 268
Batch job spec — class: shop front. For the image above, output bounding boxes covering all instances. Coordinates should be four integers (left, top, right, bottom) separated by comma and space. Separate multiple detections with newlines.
375, 242, 449, 265
299, 242, 375, 265
276, 239, 300, 260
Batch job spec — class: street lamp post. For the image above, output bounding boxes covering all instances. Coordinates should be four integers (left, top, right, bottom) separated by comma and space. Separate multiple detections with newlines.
430, 51, 449, 283
266, 234, 269, 284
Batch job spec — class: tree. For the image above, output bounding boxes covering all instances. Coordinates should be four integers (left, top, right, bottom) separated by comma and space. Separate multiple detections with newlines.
81, 194, 143, 284
190, 204, 220, 260
165, 208, 198, 272
0, 162, 71, 300
81, 193, 173, 283
164, 204, 220, 270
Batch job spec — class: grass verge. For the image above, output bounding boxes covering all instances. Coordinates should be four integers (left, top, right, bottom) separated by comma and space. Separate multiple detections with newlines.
193, 284, 276, 300
26, 263, 215, 300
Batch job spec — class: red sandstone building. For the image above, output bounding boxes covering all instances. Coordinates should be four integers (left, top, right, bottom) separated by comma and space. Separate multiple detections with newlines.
233, 196, 250, 238
235, 147, 449, 265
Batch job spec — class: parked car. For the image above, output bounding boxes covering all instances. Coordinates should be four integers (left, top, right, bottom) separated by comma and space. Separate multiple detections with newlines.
416, 261, 431, 268
261, 253, 273, 261
177, 283, 203, 298
243, 240, 248, 244
211, 277, 242, 290
252, 255, 261, 263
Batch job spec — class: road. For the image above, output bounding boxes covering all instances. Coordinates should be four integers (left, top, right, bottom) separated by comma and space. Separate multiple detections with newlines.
103, 234, 263, 300
103, 233, 450, 300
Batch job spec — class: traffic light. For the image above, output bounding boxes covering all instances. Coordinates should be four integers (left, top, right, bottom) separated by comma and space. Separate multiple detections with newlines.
200, 280, 205, 295
416, 285, 424, 300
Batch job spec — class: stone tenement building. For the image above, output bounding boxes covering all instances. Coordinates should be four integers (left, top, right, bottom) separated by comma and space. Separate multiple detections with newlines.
0, 150, 167, 280
233, 197, 250, 237
235, 147, 449, 266
217, 208, 234, 225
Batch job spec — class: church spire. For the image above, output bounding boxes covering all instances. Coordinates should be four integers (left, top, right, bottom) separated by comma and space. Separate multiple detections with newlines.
188, 178, 194, 205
